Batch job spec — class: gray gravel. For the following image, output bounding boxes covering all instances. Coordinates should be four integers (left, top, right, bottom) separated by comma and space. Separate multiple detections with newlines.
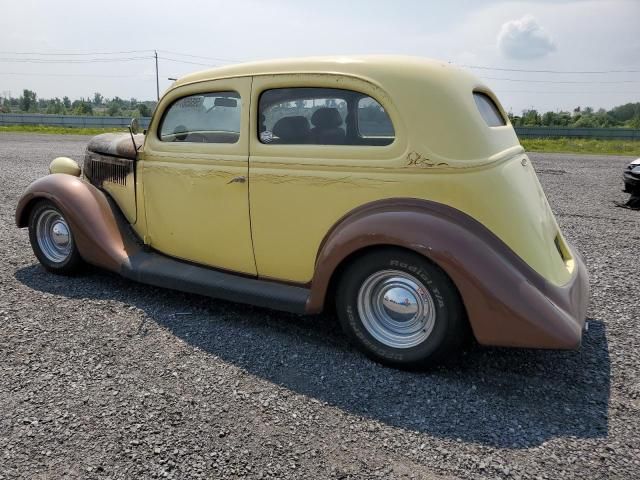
1, 132, 639, 479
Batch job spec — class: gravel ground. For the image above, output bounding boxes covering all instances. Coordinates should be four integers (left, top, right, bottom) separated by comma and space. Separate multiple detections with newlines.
1, 132, 639, 479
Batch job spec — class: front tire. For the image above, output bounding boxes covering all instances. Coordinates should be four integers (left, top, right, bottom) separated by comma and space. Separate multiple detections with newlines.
28, 200, 83, 274
336, 248, 466, 368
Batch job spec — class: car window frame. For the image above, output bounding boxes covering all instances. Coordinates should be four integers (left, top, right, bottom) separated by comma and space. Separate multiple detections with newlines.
157, 90, 243, 144
257, 86, 396, 147
355, 95, 396, 140
144, 76, 252, 160
473, 90, 508, 128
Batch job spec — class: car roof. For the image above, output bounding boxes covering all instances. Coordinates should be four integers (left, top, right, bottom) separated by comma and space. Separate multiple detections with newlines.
170, 55, 522, 166
173, 55, 470, 87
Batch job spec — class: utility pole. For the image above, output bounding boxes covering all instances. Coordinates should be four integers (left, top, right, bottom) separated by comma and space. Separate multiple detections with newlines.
154, 50, 160, 101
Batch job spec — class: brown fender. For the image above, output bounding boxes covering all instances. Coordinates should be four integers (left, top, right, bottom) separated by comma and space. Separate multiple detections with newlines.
15, 174, 135, 272
307, 198, 589, 349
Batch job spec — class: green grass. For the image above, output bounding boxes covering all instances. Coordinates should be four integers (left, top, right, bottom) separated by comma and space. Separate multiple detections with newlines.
0, 125, 128, 135
521, 137, 640, 156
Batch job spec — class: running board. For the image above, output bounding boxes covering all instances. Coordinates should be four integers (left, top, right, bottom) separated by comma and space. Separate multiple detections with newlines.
120, 250, 310, 314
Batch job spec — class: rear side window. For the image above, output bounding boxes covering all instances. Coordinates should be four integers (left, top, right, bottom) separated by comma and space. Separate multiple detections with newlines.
357, 97, 395, 137
473, 92, 506, 127
258, 87, 394, 146
159, 91, 241, 143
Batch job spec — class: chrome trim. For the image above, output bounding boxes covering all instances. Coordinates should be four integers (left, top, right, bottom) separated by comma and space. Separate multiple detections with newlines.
35, 209, 73, 263
357, 269, 436, 349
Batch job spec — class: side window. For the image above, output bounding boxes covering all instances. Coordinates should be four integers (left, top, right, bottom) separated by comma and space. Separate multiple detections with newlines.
473, 92, 506, 127
258, 87, 394, 146
357, 97, 395, 138
159, 91, 241, 143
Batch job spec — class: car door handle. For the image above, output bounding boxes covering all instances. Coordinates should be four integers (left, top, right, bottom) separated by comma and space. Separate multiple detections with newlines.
227, 175, 246, 184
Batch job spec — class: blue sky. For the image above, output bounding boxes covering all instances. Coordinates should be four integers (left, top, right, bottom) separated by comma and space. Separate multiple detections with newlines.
1, 0, 638, 113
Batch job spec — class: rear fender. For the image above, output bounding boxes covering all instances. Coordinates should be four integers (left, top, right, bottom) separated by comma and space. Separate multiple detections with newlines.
308, 198, 586, 349
15, 174, 134, 272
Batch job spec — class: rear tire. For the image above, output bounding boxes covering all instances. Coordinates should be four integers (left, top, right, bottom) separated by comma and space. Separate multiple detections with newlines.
336, 248, 466, 368
28, 200, 83, 274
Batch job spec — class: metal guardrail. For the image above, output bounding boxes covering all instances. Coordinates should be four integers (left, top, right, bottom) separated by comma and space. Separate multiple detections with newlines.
515, 126, 640, 140
1, 114, 639, 140
0, 113, 151, 129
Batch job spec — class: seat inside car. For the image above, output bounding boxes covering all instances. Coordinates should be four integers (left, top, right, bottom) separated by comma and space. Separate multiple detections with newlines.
272, 116, 310, 144
310, 107, 345, 144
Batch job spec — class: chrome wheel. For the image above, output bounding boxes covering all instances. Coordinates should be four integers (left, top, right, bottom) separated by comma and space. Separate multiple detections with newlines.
35, 209, 73, 263
357, 269, 436, 349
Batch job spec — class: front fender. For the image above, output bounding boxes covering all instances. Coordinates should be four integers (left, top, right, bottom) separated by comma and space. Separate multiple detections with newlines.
308, 198, 588, 349
15, 174, 133, 272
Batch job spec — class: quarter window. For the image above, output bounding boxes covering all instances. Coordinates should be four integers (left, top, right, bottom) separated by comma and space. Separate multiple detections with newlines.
357, 97, 395, 137
473, 92, 506, 127
258, 87, 394, 146
159, 91, 241, 143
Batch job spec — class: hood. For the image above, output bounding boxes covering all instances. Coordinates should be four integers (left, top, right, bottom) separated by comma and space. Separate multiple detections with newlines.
86, 132, 145, 160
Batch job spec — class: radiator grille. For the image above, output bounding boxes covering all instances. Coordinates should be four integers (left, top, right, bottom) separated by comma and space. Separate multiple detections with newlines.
84, 152, 133, 187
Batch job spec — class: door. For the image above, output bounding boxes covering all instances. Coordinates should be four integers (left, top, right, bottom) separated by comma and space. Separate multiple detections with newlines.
248, 75, 404, 283
141, 77, 256, 275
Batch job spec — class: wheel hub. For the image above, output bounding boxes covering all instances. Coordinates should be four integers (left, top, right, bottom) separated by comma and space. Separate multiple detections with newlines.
357, 270, 436, 349
51, 221, 70, 248
35, 209, 73, 263
381, 286, 419, 322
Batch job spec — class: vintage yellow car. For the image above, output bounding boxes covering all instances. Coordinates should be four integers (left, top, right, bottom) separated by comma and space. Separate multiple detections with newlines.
15, 56, 589, 368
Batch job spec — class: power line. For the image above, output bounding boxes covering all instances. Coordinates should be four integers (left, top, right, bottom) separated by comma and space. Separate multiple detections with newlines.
0, 71, 154, 78
159, 56, 218, 67
158, 50, 245, 63
462, 64, 640, 74
0, 56, 153, 64
481, 76, 640, 85
0, 49, 154, 56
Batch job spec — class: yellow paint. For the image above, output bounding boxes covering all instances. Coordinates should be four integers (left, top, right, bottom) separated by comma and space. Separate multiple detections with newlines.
102, 172, 137, 224
140, 76, 256, 275
49, 157, 80, 176
138, 56, 573, 286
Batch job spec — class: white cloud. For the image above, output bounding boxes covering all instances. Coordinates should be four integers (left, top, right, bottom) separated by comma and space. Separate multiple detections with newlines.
497, 15, 557, 60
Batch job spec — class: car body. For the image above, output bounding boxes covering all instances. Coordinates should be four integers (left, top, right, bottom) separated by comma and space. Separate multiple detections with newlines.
623, 158, 640, 195
15, 56, 589, 367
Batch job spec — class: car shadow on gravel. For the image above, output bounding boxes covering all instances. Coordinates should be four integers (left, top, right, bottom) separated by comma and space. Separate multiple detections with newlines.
15, 265, 610, 449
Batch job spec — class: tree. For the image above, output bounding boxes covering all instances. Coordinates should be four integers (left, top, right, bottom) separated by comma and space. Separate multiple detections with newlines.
93, 92, 104, 106
72, 100, 93, 115
610, 103, 640, 123
137, 103, 151, 117
521, 109, 540, 126
63, 96, 71, 109
541, 111, 557, 126
19, 89, 37, 112
573, 115, 597, 128
46, 98, 64, 114
107, 102, 122, 116
627, 115, 640, 129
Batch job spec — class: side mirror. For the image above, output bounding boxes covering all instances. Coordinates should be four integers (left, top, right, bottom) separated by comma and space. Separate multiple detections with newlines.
129, 118, 140, 135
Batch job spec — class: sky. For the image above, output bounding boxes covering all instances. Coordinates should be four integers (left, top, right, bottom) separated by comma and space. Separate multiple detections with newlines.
0, 0, 639, 114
